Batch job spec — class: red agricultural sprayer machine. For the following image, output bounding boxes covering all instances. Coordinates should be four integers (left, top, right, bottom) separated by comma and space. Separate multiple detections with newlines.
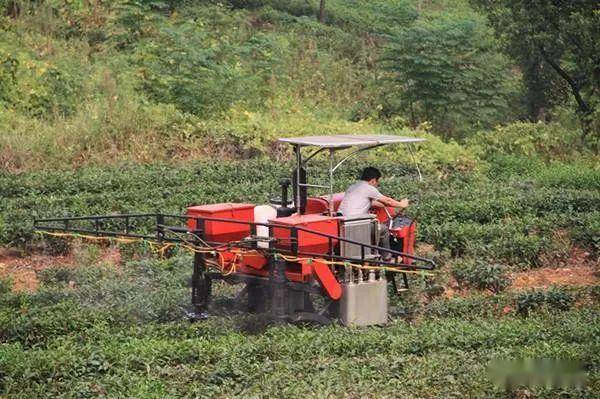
35, 135, 435, 326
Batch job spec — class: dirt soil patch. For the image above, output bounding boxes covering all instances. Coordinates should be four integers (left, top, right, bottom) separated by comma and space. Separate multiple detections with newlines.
0, 246, 122, 293
511, 246, 598, 290
0, 249, 74, 293
510, 265, 599, 290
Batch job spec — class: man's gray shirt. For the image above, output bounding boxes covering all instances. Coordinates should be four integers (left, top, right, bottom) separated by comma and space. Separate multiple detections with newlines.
339, 181, 384, 217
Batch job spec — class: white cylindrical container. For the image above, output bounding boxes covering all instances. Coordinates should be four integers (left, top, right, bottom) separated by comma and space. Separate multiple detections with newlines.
254, 205, 277, 248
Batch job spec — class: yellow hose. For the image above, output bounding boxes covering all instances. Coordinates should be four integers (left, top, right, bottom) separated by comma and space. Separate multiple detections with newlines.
35, 230, 432, 277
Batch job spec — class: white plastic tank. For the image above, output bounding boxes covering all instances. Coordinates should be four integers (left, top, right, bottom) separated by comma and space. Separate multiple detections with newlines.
254, 205, 277, 248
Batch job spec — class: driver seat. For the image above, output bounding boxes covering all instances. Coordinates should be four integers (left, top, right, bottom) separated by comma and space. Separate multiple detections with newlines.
305, 192, 345, 215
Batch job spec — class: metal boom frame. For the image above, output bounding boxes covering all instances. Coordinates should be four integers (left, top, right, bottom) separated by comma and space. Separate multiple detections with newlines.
34, 213, 436, 323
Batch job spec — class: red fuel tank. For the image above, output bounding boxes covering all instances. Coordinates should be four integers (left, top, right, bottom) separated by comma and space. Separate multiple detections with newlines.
186, 203, 255, 243
270, 214, 339, 255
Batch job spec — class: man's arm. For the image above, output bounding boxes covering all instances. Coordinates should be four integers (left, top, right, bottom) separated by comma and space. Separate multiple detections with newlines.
378, 196, 409, 209
371, 199, 386, 208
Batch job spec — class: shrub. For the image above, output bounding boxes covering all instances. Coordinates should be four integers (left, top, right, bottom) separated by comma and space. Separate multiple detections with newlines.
516, 287, 575, 316
484, 153, 543, 180
452, 259, 510, 294
422, 283, 445, 300
570, 212, 600, 254
0, 277, 12, 295
424, 293, 510, 319
0, 47, 18, 105
3, 157, 597, 264
39, 235, 72, 256
249, 0, 417, 36
544, 287, 575, 311
421, 220, 549, 266
135, 20, 244, 116
401, 131, 480, 175
322, 0, 417, 35
533, 162, 600, 190
0, 36, 83, 119
37, 267, 75, 285
469, 122, 584, 161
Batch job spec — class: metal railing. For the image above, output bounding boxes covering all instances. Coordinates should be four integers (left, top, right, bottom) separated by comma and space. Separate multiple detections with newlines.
34, 213, 436, 270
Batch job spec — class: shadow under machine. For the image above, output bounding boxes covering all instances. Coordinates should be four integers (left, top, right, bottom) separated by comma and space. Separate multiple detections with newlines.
35, 134, 436, 326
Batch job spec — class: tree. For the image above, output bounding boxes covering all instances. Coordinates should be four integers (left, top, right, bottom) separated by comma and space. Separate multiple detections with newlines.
381, 14, 516, 138
472, 0, 600, 143
318, 0, 325, 23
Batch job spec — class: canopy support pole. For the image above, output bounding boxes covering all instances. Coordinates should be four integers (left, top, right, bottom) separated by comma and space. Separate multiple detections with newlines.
328, 149, 334, 216
295, 144, 302, 214
331, 144, 384, 173
407, 143, 423, 182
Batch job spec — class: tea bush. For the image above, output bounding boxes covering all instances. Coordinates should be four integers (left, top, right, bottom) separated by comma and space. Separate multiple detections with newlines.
1, 151, 598, 266
0, 277, 11, 295
570, 212, 600, 253
420, 219, 552, 265
424, 293, 510, 319
516, 287, 576, 316
0, 256, 192, 348
0, 255, 598, 397
533, 162, 600, 190
452, 259, 510, 293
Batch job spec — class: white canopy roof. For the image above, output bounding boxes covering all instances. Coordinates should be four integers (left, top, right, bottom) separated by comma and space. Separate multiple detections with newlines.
278, 134, 425, 148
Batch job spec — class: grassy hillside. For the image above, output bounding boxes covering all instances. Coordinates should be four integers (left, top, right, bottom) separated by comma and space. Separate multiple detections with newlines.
0, 0, 525, 171
0, 0, 378, 170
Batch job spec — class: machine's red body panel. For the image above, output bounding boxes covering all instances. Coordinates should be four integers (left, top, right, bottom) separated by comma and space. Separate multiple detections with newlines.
270, 214, 339, 254
284, 260, 313, 282
236, 264, 269, 277
313, 260, 342, 300
239, 252, 268, 270
186, 203, 255, 242
390, 222, 417, 265
373, 206, 395, 223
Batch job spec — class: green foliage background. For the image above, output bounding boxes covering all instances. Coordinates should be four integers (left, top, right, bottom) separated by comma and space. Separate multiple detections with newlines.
0, 1, 598, 398
3, 0, 591, 170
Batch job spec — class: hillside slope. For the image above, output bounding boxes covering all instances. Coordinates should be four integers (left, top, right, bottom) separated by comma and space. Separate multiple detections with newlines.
0, 0, 518, 171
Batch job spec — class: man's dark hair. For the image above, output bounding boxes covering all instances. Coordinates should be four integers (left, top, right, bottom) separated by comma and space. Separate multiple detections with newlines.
360, 167, 382, 181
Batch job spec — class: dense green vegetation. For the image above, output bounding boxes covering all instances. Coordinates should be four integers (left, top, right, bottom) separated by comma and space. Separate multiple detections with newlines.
0, 0, 388, 170
1, 255, 598, 398
1, 1, 598, 398
1, 0, 596, 171
472, 0, 600, 141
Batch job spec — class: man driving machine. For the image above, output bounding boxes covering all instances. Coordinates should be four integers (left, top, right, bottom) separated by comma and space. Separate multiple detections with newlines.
338, 167, 409, 261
